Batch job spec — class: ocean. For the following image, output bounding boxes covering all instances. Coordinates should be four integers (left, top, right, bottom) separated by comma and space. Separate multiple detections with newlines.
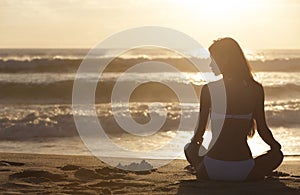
0, 48, 299, 160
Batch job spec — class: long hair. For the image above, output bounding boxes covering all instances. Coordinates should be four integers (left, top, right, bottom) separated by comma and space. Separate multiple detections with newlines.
209, 38, 256, 137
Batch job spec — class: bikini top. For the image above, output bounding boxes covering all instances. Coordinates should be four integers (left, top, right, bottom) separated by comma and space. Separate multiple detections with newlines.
210, 112, 253, 120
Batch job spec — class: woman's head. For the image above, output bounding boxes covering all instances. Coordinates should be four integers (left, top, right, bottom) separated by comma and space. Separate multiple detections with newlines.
209, 38, 253, 81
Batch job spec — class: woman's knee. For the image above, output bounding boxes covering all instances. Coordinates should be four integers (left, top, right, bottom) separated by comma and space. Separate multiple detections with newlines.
272, 149, 283, 159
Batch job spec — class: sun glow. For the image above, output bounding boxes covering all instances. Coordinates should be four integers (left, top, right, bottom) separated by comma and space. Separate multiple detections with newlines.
1, 0, 298, 49
173, 0, 265, 20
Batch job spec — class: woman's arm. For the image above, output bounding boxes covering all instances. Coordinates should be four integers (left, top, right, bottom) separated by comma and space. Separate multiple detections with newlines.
254, 84, 281, 150
191, 84, 211, 144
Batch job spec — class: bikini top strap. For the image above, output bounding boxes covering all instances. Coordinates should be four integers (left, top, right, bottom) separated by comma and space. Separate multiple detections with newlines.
210, 112, 253, 120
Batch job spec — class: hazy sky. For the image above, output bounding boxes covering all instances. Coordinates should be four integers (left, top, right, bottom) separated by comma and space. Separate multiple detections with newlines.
0, 0, 299, 49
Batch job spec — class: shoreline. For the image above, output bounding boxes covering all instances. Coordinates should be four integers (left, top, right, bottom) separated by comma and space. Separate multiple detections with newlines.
0, 152, 299, 194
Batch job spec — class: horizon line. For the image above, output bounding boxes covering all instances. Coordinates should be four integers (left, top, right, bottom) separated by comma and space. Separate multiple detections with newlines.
0, 47, 300, 50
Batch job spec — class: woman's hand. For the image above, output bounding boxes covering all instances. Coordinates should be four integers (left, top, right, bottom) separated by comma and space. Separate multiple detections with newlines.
191, 136, 203, 145
270, 140, 281, 151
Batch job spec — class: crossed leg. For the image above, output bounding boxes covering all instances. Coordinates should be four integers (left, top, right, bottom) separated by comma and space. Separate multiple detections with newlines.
184, 143, 202, 168
184, 143, 209, 180
246, 149, 284, 181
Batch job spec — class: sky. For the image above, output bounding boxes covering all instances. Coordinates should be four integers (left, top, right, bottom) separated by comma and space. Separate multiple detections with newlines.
0, 0, 299, 49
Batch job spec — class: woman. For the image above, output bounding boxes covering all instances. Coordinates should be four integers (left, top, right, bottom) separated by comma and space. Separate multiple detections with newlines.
185, 38, 283, 181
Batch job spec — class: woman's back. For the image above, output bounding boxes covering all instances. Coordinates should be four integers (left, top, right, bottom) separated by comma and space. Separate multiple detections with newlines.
207, 79, 261, 161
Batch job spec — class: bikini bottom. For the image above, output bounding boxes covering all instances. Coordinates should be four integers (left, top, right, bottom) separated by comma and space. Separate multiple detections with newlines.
203, 156, 255, 181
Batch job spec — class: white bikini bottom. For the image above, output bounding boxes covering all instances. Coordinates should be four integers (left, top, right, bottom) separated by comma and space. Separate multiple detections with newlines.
203, 156, 255, 181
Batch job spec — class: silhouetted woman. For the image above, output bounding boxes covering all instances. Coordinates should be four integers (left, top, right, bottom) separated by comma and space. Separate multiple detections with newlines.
185, 38, 283, 181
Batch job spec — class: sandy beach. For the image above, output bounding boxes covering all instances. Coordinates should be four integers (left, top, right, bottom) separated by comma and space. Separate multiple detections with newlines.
0, 153, 298, 194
